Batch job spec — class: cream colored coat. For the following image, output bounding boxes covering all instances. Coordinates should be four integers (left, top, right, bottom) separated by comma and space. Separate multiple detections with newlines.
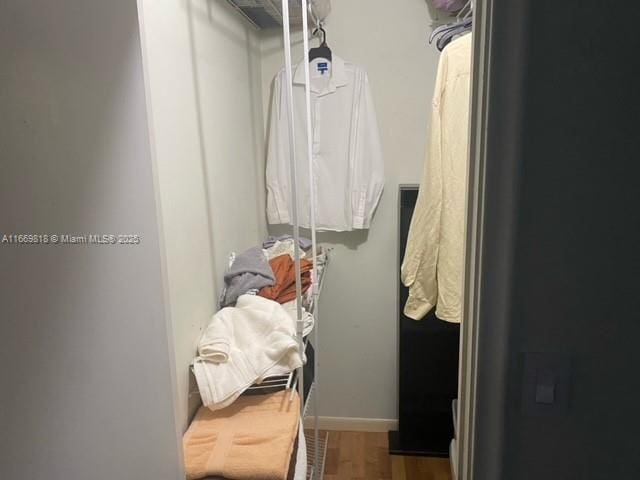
401, 34, 471, 323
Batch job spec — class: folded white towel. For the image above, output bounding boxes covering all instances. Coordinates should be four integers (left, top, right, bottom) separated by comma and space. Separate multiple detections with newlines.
253, 301, 313, 381
198, 338, 230, 363
194, 295, 303, 411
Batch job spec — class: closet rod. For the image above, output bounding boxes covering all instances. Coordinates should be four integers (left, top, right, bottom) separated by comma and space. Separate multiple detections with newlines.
300, 0, 321, 470
222, 0, 262, 29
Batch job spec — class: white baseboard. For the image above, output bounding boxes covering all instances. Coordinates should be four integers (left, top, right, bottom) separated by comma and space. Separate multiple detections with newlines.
303, 416, 398, 433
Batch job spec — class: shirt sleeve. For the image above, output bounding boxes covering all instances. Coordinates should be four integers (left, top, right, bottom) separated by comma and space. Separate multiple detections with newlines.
351, 72, 385, 230
266, 72, 291, 225
400, 49, 448, 319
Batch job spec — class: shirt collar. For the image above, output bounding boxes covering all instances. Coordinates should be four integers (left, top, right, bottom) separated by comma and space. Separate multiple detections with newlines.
293, 54, 349, 95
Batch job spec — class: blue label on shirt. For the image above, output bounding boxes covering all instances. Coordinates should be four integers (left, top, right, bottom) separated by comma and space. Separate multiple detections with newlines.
318, 62, 329, 75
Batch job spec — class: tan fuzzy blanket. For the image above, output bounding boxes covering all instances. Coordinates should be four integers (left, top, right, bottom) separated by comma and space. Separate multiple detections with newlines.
183, 390, 300, 480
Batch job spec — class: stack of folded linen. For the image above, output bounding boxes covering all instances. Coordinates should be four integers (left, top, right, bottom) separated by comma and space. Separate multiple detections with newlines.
186, 237, 325, 480
218, 237, 317, 309
259, 255, 313, 304
183, 390, 301, 480
194, 295, 303, 411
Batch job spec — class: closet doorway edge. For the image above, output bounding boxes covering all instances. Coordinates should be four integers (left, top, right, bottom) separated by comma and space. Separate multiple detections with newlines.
456, 0, 529, 479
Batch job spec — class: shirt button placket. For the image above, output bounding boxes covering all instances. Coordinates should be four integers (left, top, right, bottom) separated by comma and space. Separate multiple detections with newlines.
312, 98, 321, 204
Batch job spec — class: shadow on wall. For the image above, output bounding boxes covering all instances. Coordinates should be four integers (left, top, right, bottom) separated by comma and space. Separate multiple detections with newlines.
245, 27, 267, 234
185, 0, 218, 291
183, 0, 267, 420
184, 0, 267, 282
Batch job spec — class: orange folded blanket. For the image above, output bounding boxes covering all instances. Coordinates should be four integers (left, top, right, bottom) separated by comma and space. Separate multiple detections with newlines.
259, 254, 313, 304
183, 390, 300, 480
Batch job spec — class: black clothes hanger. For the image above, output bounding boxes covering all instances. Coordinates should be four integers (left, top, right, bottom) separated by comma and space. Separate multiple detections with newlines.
429, 0, 473, 52
436, 20, 471, 51
309, 26, 332, 62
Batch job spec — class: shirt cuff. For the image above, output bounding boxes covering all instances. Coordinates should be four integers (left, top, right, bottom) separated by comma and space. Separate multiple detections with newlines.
403, 294, 435, 321
267, 188, 290, 224
352, 188, 368, 229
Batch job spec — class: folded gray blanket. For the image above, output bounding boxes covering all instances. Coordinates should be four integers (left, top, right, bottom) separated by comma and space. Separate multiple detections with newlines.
220, 247, 275, 307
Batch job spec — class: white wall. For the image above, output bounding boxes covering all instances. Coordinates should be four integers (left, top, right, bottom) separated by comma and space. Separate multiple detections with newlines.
138, 0, 267, 431
260, 0, 442, 419
0, 1, 182, 478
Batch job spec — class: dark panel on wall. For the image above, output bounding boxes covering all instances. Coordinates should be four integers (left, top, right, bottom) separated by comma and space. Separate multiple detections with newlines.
389, 186, 459, 457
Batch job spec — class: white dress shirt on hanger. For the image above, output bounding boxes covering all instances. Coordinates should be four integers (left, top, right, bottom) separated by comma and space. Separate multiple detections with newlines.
266, 55, 384, 232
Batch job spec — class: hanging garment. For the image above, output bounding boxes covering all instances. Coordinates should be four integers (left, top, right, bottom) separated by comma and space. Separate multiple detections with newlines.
220, 247, 275, 307
259, 254, 313, 304
266, 55, 385, 232
193, 295, 302, 410
183, 390, 300, 480
401, 34, 471, 323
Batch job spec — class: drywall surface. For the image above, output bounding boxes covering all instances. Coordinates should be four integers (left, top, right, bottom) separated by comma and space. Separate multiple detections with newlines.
260, 0, 442, 419
138, 0, 267, 430
0, 1, 182, 479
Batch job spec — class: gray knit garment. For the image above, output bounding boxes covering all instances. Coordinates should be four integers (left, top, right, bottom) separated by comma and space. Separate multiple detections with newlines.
220, 247, 275, 307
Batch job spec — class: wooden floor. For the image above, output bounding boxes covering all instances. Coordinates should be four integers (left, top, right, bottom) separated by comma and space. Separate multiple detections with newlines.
323, 431, 451, 480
